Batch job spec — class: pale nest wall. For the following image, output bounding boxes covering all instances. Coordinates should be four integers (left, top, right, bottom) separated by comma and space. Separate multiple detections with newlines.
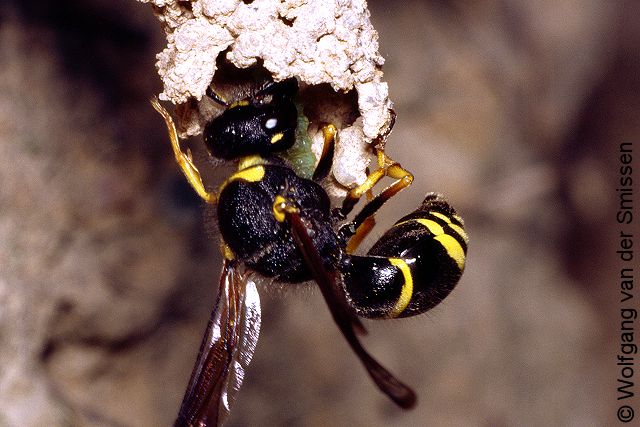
139, 0, 394, 188
2, 0, 637, 425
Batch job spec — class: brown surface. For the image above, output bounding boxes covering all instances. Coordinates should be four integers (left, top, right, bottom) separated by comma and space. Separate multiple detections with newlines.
1, 0, 638, 426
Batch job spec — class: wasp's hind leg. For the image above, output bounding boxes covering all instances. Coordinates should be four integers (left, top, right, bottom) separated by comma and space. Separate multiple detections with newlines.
337, 148, 414, 221
340, 194, 468, 319
332, 111, 412, 251
336, 148, 414, 253
151, 98, 217, 204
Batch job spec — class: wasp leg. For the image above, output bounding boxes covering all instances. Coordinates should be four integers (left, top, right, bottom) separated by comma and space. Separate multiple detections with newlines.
278, 201, 416, 409
342, 168, 378, 253
151, 98, 217, 204
334, 108, 399, 215
338, 149, 414, 218
312, 123, 338, 181
344, 214, 376, 254
337, 150, 414, 249
341, 172, 377, 253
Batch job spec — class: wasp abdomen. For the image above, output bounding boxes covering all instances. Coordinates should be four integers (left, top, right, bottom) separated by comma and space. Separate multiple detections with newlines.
341, 194, 467, 318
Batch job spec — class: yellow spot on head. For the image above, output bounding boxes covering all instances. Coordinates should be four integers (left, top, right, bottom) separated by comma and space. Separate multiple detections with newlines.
389, 258, 414, 317
270, 132, 284, 144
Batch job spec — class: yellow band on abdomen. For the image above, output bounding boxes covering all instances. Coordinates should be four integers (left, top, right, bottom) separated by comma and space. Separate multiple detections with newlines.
389, 258, 414, 318
397, 218, 466, 271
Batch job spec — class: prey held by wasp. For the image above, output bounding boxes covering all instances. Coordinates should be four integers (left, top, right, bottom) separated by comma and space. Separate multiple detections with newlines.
152, 76, 468, 426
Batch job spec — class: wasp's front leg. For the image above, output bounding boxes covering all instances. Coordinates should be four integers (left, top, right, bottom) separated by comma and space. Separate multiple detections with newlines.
151, 98, 217, 204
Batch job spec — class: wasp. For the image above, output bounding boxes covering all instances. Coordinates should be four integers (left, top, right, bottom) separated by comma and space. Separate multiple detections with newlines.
152, 77, 468, 427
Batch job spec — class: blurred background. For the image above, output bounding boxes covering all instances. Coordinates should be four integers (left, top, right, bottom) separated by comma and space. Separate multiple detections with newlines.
1, 0, 638, 425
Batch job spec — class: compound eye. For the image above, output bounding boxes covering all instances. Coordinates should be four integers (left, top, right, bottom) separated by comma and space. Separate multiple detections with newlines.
264, 117, 278, 130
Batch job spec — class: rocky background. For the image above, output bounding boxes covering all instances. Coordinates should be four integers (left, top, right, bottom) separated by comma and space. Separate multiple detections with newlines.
1, 0, 638, 426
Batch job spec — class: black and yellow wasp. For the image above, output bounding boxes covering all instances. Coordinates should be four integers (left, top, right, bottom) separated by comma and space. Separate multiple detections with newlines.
152, 77, 468, 427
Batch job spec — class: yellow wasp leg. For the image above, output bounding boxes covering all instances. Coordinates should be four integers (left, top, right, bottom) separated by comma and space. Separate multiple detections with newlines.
312, 123, 338, 181
338, 149, 414, 251
339, 148, 414, 218
344, 170, 375, 253
151, 98, 217, 204
320, 124, 338, 159
346, 215, 376, 254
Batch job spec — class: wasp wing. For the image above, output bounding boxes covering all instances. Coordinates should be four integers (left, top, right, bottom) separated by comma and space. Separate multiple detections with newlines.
174, 260, 261, 427
287, 211, 416, 409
